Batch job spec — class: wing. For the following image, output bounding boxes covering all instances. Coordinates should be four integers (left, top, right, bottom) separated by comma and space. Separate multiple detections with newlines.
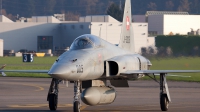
121, 70, 200, 75
0, 64, 49, 76
0, 70, 49, 73
0, 70, 49, 76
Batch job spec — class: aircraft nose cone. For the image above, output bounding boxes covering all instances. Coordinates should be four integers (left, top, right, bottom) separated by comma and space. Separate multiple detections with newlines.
48, 64, 74, 80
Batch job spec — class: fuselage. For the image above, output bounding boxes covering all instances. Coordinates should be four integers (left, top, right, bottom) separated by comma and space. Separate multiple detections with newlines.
48, 34, 150, 81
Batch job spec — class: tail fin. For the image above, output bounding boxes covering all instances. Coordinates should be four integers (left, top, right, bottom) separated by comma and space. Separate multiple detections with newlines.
119, 0, 134, 53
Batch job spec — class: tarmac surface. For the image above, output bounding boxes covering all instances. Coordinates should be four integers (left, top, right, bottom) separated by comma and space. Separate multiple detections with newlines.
0, 77, 200, 112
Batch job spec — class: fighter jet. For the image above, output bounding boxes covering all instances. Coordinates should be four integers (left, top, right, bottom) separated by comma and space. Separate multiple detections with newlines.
1, 0, 200, 112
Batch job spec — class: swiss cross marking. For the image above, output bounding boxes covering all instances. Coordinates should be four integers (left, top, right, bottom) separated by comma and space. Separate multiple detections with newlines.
126, 16, 130, 30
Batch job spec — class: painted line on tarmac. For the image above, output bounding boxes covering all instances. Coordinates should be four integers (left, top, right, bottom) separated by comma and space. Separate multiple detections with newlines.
80, 105, 87, 110
8, 104, 73, 108
0, 82, 44, 91
20, 84, 44, 91
8, 103, 87, 110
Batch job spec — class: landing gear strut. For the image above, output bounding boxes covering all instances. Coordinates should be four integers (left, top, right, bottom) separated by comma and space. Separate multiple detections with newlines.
47, 78, 60, 110
73, 81, 81, 112
160, 73, 171, 111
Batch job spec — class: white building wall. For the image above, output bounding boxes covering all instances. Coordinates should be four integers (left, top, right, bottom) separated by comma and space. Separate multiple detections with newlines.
0, 23, 61, 52
147, 37, 155, 47
90, 22, 122, 44
148, 15, 164, 35
105, 23, 121, 44
90, 22, 108, 41
163, 15, 200, 35
133, 23, 148, 53
0, 15, 14, 23
0, 39, 3, 56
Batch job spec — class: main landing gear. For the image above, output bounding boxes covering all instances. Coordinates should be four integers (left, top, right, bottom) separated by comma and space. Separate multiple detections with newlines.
147, 73, 171, 111
160, 73, 171, 111
73, 81, 81, 112
47, 78, 60, 110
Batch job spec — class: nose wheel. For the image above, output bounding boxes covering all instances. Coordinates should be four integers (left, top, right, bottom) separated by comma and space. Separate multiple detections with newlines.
74, 101, 81, 112
49, 94, 58, 110
73, 81, 81, 112
47, 78, 60, 110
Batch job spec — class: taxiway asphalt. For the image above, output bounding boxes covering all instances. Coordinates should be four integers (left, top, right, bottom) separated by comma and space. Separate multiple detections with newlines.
0, 77, 200, 112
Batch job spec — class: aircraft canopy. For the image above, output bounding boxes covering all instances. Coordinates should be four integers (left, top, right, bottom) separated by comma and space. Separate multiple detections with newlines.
70, 34, 101, 50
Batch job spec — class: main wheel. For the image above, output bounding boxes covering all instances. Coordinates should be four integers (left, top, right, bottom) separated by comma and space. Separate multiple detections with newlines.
160, 94, 169, 111
49, 94, 58, 110
73, 101, 80, 112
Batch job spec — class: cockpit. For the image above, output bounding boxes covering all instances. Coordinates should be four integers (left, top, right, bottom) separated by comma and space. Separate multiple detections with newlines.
70, 34, 101, 50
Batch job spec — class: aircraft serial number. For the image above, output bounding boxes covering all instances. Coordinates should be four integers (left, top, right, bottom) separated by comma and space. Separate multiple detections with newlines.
76, 65, 83, 73
123, 36, 130, 43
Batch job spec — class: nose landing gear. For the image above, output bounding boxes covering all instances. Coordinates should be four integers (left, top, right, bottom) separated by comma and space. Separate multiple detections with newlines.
73, 81, 81, 112
47, 78, 60, 110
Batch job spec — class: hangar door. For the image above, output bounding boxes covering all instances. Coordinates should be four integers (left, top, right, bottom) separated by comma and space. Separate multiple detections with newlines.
37, 36, 53, 51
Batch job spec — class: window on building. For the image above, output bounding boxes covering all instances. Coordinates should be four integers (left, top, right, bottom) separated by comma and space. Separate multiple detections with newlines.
148, 31, 158, 36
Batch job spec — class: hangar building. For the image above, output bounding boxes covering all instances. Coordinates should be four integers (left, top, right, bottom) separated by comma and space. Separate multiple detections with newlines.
133, 11, 200, 36
0, 15, 155, 55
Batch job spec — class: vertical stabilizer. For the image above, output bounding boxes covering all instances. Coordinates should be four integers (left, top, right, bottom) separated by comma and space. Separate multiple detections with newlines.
119, 0, 134, 53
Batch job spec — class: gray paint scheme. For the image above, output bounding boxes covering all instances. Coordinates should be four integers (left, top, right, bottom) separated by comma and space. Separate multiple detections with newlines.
1, 0, 200, 111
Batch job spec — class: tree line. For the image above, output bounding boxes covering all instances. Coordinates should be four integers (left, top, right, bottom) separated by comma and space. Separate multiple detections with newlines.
141, 35, 200, 57
0, 0, 199, 21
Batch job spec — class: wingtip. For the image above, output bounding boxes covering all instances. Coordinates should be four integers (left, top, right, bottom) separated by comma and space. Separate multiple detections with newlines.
0, 64, 6, 70
1, 72, 6, 76
0, 64, 7, 76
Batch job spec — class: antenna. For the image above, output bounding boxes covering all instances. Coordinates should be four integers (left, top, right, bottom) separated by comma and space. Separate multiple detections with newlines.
99, 23, 102, 38
99, 27, 101, 38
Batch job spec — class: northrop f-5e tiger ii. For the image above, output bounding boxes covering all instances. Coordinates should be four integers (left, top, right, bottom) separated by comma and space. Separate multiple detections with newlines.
1, 0, 200, 112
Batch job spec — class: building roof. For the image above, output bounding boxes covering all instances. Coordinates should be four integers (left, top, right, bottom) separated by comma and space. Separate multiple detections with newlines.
146, 11, 189, 16
79, 15, 120, 23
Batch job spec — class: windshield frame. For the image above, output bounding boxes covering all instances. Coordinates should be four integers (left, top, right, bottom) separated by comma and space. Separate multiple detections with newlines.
70, 35, 96, 50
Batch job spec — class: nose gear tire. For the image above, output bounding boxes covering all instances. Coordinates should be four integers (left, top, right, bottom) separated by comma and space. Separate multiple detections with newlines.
49, 94, 58, 110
